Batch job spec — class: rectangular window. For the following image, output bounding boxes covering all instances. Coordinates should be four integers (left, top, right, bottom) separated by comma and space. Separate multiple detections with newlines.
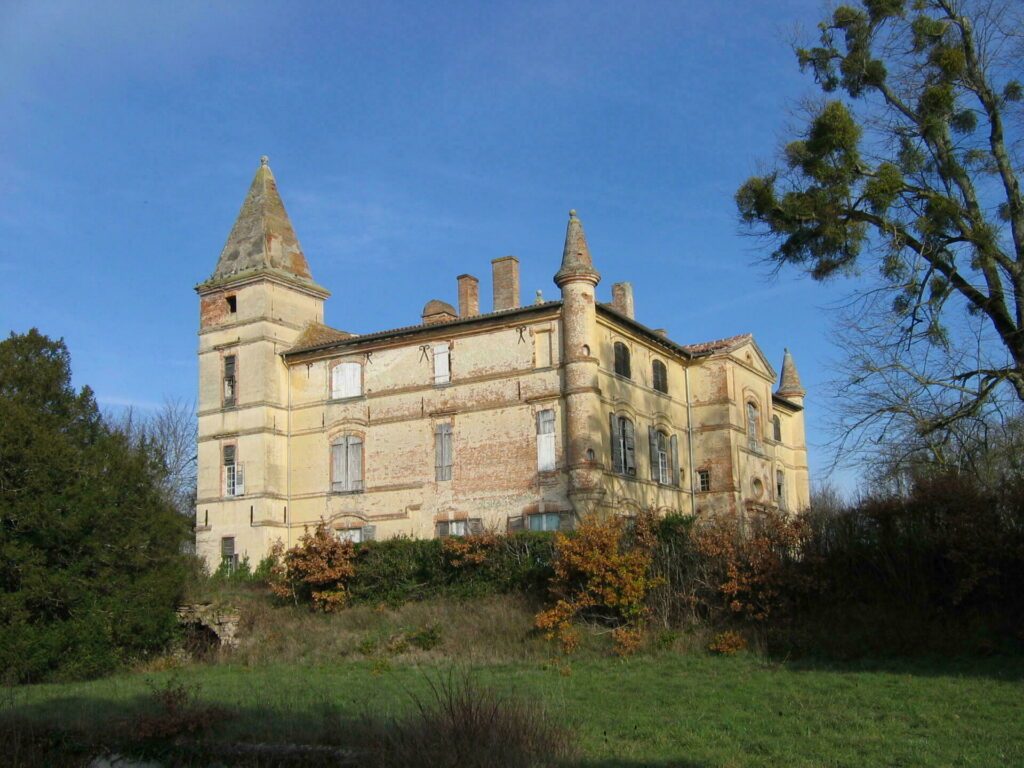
649, 428, 670, 484
223, 445, 244, 496
331, 436, 364, 493
226, 295, 237, 314
337, 528, 362, 544
223, 355, 236, 407
537, 409, 556, 471
435, 423, 453, 481
698, 469, 711, 493
221, 536, 237, 572
610, 414, 636, 476
331, 362, 362, 399
528, 512, 561, 532
433, 343, 450, 385
436, 519, 469, 538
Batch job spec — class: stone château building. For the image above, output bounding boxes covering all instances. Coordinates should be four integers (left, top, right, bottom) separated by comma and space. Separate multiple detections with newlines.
195, 158, 809, 569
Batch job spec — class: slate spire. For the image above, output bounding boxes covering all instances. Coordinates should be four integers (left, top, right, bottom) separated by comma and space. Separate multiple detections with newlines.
554, 209, 600, 287
207, 156, 315, 285
777, 348, 806, 399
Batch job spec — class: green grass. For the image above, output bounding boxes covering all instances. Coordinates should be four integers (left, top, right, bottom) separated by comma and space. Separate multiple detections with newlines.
7, 653, 1024, 767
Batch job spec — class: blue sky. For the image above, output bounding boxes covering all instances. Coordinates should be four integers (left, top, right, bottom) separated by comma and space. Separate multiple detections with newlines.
1, 0, 854, 487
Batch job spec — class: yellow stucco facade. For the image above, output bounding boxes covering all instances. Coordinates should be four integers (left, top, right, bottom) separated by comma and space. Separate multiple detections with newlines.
194, 160, 809, 568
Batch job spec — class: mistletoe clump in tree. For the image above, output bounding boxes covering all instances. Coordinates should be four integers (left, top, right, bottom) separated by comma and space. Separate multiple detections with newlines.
737, 0, 1024, 458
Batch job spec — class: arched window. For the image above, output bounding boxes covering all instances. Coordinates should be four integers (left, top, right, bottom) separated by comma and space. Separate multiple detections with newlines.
746, 401, 761, 452
613, 342, 631, 379
773, 414, 782, 442
776, 470, 785, 507
331, 435, 364, 492
652, 360, 668, 394
609, 413, 636, 476
648, 427, 679, 485
331, 361, 362, 399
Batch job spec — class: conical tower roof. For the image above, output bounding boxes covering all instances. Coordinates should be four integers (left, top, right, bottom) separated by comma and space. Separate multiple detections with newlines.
777, 348, 806, 398
554, 209, 600, 287
204, 156, 319, 288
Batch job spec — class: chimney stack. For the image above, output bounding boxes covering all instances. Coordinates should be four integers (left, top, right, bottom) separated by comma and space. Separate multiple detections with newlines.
457, 274, 479, 317
491, 256, 520, 312
611, 282, 635, 319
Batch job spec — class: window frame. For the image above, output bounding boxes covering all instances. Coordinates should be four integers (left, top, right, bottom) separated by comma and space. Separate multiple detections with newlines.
435, 422, 453, 481
528, 512, 562, 532
220, 536, 238, 572
697, 469, 711, 493
610, 413, 637, 477
222, 354, 237, 408
331, 434, 365, 493
537, 409, 556, 472
772, 414, 782, 443
746, 400, 761, 453
613, 341, 632, 379
652, 359, 668, 394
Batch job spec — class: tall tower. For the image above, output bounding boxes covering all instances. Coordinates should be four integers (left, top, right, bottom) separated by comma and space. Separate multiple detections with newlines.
776, 348, 810, 509
555, 210, 606, 518
194, 157, 329, 568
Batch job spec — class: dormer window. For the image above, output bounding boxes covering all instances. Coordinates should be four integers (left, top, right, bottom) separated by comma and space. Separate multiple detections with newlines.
226, 295, 237, 314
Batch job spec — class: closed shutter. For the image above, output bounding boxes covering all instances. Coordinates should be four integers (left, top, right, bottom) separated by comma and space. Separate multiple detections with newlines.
648, 426, 659, 481
435, 424, 452, 481
344, 363, 361, 397
348, 437, 363, 491
331, 365, 343, 398
362, 525, 376, 541
507, 515, 525, 533
433, 344, 450, 384
468, 518, 484, 535
332, 442, 345, 491
671, 434, 680, 486
537, 410, 556, 471
557, 511, 574, 531
610, 413, 623, 474
622, 419, 636, 475
435, 521, 449, 538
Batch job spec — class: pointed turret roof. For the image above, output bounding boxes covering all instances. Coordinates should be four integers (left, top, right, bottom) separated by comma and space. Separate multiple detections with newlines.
202, 157, 323, 291
777, 348, 806, 398
554, 209, 600, 287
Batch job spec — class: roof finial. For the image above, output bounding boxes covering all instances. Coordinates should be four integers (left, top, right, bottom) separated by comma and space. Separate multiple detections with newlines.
260, 155, 269, 167
569, 209, 577, 218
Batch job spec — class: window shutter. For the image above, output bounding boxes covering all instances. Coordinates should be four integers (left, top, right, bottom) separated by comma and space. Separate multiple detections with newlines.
348, 437, 363, 491
223, 445, 236, 466
468, 518, 484, 535
434, 426, 444, 480
537, 410, 556, 472
671, 434, 680, 486
648, 426, 659, 481
331, 442, 345, 491
433, 344, 450, 384
507, 515, 525, 533
557, 511, 574, 531
362, 525, 376, 541
331, 365, 343, 398
234, 464, 245, 495
345, 363, 361, 397
623, 419, 636, 475
435, 521, 449, 538
610, 413, 623, 474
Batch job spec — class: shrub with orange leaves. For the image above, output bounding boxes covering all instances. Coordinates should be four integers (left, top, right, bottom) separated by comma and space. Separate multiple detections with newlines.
535, 512, 661, 656
707, 630, 747, 655
267, 522, 356, 612
690, 508, 805, 624
442, 530, 499, 569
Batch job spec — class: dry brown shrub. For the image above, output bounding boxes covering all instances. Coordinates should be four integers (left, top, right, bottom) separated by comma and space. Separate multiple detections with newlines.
268, 523, 356, 612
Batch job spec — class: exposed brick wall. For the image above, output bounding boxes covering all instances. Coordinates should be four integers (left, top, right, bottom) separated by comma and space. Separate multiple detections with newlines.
491, 256, 520, 311
457, 274, 479, 317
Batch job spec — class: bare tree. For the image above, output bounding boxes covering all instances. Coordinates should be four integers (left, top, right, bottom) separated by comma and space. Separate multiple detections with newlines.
106, 398, 197, 521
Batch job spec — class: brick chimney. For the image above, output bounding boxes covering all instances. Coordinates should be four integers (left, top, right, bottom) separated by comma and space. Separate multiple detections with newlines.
457, 274, 479, 318
611, 282, 635, 319
491, 256, 520, 312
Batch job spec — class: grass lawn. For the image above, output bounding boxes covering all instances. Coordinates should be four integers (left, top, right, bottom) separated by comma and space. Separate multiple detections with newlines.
7, 653, 1024, 767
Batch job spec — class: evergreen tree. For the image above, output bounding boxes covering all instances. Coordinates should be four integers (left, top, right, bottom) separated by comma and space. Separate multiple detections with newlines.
0, 330, 189, 682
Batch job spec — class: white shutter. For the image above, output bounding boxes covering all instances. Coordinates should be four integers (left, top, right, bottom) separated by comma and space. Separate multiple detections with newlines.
234, 464, 245, 496
433, 344, 450, 384
343, 363, 361, 397
332, 443, 345, 491
348, 437, 363, 491
537, 410, 555, 471
331, 365, 344, 399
